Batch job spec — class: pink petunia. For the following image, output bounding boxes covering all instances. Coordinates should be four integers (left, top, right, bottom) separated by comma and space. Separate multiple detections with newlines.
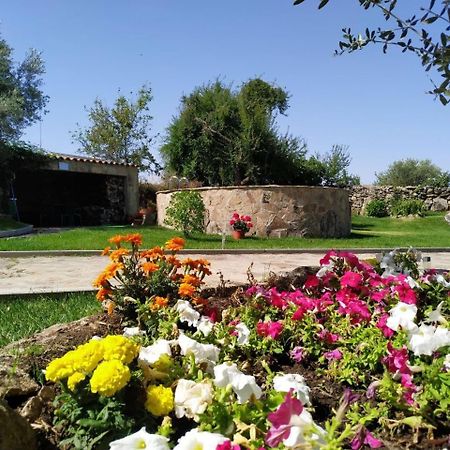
257, 320, 284, 339
324, 349, 342, 360
340, 271, 364, 289
216, 441, 241, 450
351, 426, 383, 450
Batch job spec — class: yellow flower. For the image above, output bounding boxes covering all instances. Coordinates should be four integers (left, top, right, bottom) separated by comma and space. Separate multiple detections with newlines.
152, 354, 172, 372
145, 385, 174, 416
72, 340, 104, 373
45, 352, 77, 382
67, 372, 86, 391
178, 283, 196, 297
90, 360, 131, 397
102, 335, 139, 364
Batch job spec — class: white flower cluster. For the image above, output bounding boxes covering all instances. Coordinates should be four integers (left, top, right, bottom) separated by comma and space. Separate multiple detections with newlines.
175, 300, 214, 336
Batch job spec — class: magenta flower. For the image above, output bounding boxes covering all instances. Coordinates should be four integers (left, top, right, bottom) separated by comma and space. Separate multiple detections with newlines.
351, 426, 383, 449
304, 274, 320, 289
324, 349, 342, 360
394, 282, 417, 304
376, 313, 394, 338
400, 373, 418, 406
266, 390, 303, 447
381, 342, 411, 375
290, 346, 305, 362
318, 329, 340, 344
256, 320, 283, 339
340, 271, 364, 289
268, 288, 288, 309
216, 441, 241, 450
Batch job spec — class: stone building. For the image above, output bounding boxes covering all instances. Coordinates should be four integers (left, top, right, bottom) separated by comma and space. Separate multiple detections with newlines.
15, 153, 138, 226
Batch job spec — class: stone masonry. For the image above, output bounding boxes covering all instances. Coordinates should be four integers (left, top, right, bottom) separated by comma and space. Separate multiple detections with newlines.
351, 185, 450, 215
157, 185, 351, 238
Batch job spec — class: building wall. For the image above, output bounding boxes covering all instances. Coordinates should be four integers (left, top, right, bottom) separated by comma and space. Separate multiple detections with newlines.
157, 185, 351, 238
350, 185, 450, 214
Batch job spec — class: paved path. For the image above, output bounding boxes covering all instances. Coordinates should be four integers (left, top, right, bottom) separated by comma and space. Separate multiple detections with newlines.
1, 251, 450, 295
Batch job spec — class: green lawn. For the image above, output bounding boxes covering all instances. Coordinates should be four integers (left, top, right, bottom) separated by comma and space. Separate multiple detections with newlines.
0, 292, 101, 347
0, 214, 448, 251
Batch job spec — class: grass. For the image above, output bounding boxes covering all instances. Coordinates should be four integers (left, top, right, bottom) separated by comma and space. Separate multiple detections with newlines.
0, 214, 448, 251
0, 292, 101, 347
0, 216, 28, 231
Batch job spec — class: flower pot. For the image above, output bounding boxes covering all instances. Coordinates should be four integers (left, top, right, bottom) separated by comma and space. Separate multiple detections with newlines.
232, 230, 246, 240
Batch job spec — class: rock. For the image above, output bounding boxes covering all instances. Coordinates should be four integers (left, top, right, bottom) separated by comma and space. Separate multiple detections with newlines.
20, 396, 43, 422
0, 399, 37, 450
445, 213, 450, 225
0, 364, 39, 398
431, 197, 449, 211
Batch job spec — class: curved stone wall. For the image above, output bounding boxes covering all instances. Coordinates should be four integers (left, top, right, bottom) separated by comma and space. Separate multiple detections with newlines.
157, 185, 351, 238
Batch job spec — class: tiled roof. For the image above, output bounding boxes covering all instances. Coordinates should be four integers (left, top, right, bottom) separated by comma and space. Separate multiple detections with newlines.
47, 152, 138, 167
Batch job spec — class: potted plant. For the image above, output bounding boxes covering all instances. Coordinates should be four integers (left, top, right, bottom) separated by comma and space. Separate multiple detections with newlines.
229, 212, 253, 239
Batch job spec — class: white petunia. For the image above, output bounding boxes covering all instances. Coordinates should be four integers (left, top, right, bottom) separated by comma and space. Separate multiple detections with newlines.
214, 362, 262, 404
234, 322, 250, 345
174, 379, 213, 421
109, 427, 170, 449
386, 302, 418, 331
436, 274, 450, 288
316, 262, 334, 278
427, 302, 448, 325
408, 324, 437, 356
273, 373, 311, 406
175, 300, 200, 327
433, 325, 450, 350
197, 316, 214, 336
283, 409, 326, 449
138, 339, 172, 366
178, 333, 220, 367
123, 327, 145, 337
173, 429, 227, 450
444, 354, 450, 371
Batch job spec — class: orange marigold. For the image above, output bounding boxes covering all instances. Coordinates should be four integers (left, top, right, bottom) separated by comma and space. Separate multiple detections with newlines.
141, 262, 160, 274
166, 255, 181, 268
182, 258, 196, 269
178, 283, 196, 297
124, 233, 143, 246
106, 300, 116, 315
101, 246, 111, 256
104, 262, 123, 278
165, 237, 185, 252
141, 246, 164, 260
182, 274, 202, 287
192, 296, 208, 306
109, 235, 124, 247
110, 248, 129, 262
96, 288, 112, 302
150, 296, 169, 311
93, 272, 110, 288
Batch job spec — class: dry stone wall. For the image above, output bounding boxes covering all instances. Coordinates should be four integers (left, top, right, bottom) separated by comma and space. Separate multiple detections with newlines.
157, 185, 351, 238
351, 185, 450, 215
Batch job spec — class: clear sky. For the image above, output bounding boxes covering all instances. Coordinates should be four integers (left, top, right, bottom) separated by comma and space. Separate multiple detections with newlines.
2, 0, 449, 183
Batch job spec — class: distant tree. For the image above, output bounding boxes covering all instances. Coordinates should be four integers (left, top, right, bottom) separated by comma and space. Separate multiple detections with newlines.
293, 0, 450, 104
72, 86, 160, 173
161, 78, 323, 186
375, 158, 449, 186
0, 33, 48, 142
319, 144, 360, 187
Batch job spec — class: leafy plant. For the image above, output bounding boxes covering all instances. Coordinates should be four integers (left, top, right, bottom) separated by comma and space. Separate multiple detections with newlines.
365, 199, 389, 217
164, 191, 205, 237
390, 199, 425, 217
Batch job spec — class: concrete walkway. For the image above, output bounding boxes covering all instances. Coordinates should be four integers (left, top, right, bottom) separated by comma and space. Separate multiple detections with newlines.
1, 251, 450, 295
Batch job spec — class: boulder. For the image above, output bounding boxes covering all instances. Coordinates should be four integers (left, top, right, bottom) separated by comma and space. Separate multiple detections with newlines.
0, 364, 39, 399
431, 198, 448, 211
445, 213, 450, 225
0, 399, 37, 450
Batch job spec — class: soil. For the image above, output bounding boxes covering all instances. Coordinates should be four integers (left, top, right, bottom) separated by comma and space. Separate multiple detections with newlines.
1, 268, 449, 449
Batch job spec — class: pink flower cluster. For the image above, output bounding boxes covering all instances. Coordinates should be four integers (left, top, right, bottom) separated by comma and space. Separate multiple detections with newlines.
229, 212, 253, 233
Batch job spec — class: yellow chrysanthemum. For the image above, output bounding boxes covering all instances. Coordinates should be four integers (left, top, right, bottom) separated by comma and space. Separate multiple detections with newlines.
90, 360, 131, 397
67, 372, 86, 391
145, 385, 174, 416
102, 335, 139, 364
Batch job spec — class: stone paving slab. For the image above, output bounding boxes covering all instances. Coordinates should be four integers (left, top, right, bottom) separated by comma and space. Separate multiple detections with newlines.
0, 252, 449, 296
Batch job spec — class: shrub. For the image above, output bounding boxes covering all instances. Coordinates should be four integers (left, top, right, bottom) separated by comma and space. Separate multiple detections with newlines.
164, 191, 205, 237
365, 199, 389, 217
390, 198, 425, 217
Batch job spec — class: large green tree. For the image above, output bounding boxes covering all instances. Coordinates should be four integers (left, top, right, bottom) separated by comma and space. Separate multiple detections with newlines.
294, 0, 450, 104
319, 144, 360, 187
161, 79, 323, 186
0, 33, 48, 142
375, 158, 449, 186
72, 86, 160, 173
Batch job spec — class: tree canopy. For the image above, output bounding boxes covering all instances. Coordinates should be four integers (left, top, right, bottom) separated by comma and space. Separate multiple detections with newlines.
161, 79, 324, 186
319, 145, 360, 187
0, 33, 48, 142
294, 0, 450, 104
72, 86, 160, 173
375, 158, 449, 186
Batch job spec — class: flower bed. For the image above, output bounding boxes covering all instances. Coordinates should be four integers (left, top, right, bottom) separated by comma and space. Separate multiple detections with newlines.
10, 235, 450, 449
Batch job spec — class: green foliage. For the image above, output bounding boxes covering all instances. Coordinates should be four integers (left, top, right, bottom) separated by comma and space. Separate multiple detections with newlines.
0, 34, 48, 142
164, 191, 205, 236
72, 86, 160, 172
53, 389, 136, 450
389, 198, 425, 217
294, 1, 450, 104
161, 78, 323, 186
319, 145, 360, 187
375, 159, 448, 186
365, 199, 389, 217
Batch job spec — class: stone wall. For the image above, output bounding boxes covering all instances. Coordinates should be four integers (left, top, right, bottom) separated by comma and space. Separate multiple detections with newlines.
157, 185, 351, 238
350, 185, 450, 215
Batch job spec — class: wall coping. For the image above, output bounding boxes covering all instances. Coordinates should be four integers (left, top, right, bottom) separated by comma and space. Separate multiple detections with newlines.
157, 185, 350, 194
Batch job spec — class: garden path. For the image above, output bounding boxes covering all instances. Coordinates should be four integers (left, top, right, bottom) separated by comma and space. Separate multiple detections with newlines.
0, 251, 449, 295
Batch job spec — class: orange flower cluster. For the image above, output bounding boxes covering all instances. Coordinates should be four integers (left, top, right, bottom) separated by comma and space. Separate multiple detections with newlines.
165, 237, 185, 252
182, 258, 212, 277
149, 296, 169, 311
108, 233, 143, 248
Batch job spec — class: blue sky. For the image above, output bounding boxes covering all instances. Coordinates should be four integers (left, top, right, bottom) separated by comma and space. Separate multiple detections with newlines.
2, 0, 449, 183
